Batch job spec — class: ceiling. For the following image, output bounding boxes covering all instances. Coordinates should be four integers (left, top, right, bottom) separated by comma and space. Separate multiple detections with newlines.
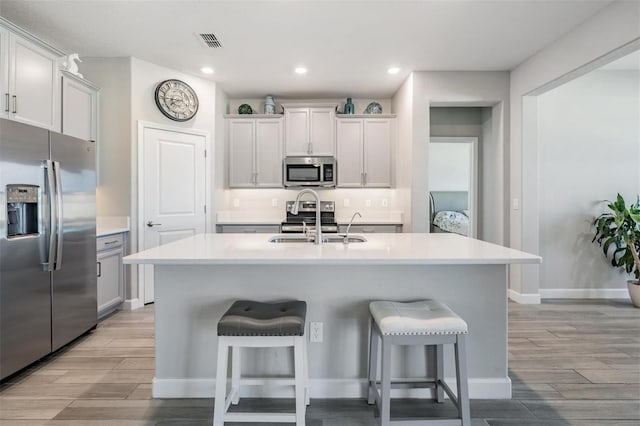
0, 0, 613, 98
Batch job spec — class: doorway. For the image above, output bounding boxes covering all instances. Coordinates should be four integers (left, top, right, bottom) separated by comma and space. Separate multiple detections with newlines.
428, 137, 478, 238
137, 122, 209, 304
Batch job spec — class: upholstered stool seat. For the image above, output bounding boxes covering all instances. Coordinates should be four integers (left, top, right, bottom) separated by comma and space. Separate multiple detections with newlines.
218, 300, 307, 336
368, 300, 471, 426
213, 300, 309, 426
370, 300, 468, 336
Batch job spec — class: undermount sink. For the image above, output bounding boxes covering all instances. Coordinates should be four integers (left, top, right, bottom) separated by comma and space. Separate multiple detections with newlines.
268, 234, 367, 244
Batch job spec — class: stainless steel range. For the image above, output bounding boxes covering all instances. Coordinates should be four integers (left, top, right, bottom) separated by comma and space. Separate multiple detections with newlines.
281, 201, 338, 233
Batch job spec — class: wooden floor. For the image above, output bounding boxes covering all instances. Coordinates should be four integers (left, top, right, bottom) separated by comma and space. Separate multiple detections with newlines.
1, 299, 639, 425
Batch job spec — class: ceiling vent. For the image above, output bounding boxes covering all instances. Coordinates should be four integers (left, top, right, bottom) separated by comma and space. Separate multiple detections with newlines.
198, 33, 222, 48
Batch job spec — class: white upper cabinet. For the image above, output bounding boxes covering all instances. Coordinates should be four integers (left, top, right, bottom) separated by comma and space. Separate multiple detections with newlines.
284, 105, 336, 156
336, 119, 364, 187
309, 108, 335, 155
61, 71, 99, 142
284, 108, 309, 155
1, 19, 63, 131
228, 116, 283, 188
0, 28, 8, 119
363, 119, 392, 187
336, 117, 394, 188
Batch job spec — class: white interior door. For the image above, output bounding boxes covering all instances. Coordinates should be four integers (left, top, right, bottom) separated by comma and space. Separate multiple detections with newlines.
142, 125, 207, 303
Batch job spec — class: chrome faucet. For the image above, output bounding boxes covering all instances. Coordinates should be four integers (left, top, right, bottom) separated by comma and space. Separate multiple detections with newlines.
291, 189, 323, 245
344, 211, 362, 243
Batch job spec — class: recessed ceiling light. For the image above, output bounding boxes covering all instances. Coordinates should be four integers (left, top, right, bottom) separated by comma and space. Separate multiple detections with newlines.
200, 67, 214, 75
387, 67, 400, 75
295, 66, 308, 75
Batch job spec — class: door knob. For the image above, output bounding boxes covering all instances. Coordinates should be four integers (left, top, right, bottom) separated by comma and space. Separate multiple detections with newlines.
146, 221, 162, 227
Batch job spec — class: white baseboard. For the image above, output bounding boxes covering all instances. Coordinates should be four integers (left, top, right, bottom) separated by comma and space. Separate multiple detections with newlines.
508, 289, 541, 304
539, 288, 630, 299
122, 298, 143, 310
152, 377, 511, 399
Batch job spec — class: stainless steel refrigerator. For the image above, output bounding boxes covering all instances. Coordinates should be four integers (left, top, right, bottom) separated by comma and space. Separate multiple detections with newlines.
0, 118, 97, 380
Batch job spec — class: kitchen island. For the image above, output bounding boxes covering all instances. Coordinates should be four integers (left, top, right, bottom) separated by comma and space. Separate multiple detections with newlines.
124, 233, 540, 399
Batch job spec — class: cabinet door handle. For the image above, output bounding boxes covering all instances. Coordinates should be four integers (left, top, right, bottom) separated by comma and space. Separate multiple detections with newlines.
4, 93, 8, 112
12, 95, 17, 114
104, 240, 120, 246
363, 172, 367, 186
307, 143, 312, 155
97, 261, 102, 277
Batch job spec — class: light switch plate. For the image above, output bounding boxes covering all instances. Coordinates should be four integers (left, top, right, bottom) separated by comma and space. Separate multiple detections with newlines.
365, 199, 372, 207
343, 199, 350, 207
381, 198, 388, 207
233, 199, 240, 208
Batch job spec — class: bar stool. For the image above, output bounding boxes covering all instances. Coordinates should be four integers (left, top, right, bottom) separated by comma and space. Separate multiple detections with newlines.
213, 300, 309, 426
367, 300, 470, 426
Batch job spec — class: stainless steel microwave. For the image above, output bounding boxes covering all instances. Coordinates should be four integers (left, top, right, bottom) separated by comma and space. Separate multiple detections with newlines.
283, 156, 336, 188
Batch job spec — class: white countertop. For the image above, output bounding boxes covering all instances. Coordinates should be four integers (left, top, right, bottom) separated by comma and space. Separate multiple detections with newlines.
97, 216, 130, 237
123, 233, 541, 266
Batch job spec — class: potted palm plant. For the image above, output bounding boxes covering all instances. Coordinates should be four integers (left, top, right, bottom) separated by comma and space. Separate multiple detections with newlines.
593, 194, 640, 307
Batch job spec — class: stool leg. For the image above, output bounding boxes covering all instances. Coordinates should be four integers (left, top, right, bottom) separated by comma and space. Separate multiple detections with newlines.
294, 336, 306, 426
231, 346, 241, 405
435, 344, 444, 403
367, 318, 379, 405
213, 337, 229, 426
380, 336, 392, 426
303, 335, 310, 405
455, 334, 471, 426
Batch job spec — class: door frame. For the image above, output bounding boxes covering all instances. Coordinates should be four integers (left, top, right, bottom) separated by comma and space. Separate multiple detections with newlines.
136, 120, 211, 305
428, 136, 479, 238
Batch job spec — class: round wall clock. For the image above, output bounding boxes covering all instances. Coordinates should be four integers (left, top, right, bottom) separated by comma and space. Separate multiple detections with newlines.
154, 79, 199, 122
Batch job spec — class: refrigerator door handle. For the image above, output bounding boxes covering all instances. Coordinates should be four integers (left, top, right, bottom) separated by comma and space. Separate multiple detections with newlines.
53, 161, 64, 270
43, 160, 57, 272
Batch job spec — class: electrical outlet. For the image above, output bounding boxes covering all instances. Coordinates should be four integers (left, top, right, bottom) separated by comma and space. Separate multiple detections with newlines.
343, 198, 350, 207
233, 199, 240, 208
271, 198, 278, 207
365, 199, 372, 207
381, 198, 388, 207
310, 322, 323, 343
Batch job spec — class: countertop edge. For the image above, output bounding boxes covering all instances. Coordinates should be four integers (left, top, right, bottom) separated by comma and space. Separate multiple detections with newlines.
97, 228, 130, 237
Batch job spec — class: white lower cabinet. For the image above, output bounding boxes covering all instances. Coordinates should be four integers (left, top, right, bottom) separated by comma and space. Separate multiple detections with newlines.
97, 234, 125, 317
338, 224, 402, 233
216, 224, 280, 234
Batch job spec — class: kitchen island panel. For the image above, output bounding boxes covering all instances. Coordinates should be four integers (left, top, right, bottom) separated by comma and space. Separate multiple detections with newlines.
153, 263, 508, 399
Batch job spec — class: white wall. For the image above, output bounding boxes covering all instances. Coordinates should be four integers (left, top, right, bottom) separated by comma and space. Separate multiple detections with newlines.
428, 143, 471, 191
538, 70, 640, 293
509, 0, 640, 296
80, 57, 132, 217
397, 71, 509, 237
83, 57, 218, 305
391, 74, 414, 231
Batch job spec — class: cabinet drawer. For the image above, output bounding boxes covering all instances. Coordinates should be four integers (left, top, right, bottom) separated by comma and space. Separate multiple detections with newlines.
97, 234, 124, 251
216, 224, 281, 234
338, 224, 402, 233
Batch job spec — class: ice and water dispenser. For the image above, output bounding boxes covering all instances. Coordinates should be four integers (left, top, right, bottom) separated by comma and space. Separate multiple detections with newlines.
6, 185, 39, 238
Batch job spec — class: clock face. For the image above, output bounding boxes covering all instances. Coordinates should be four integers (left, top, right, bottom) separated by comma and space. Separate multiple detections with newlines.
154, 79, 199, 122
